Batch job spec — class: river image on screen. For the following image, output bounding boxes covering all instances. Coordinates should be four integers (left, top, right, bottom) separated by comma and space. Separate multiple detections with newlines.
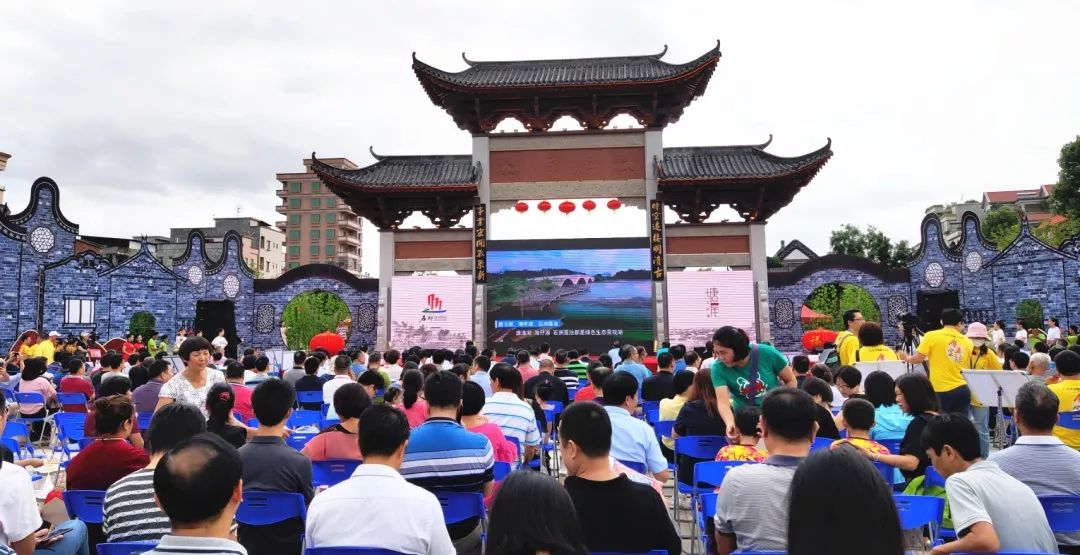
486, 238, 654, 353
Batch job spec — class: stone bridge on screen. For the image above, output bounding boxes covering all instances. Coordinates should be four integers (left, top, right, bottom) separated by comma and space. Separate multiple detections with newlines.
527, 274, 595, 287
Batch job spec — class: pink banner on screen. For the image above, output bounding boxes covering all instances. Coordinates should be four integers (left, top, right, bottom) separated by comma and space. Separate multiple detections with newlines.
667, 271, 756, 346
390, 275, 473, 350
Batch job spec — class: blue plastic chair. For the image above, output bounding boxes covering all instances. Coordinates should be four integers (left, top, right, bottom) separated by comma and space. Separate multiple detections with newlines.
924, 466, 946, 488
57, 392, 88, 409
591, 551, 668, 555
692, 461, 749, 495
53, 412, 87, 462
893, 494, 944, 540
312, 459, 361, 487
878, 438, 902, 454
14, 392, 51, 429
305, 549, 409, 555
77, 437, 95, 450
286, 432, 318, 451
137, 412, 153, 430
872, 461, 895, 484
1, 422, 35, 458
236, 491, 307, 525
64, 490, 107, 524
645, 408, 660, 425
96, 542, 159, 555
289, 409, 322, 429
1059, 411, 1080, 430
296, 391, 324, 406
1, 437, 22, 459
654, 420, 674, 446
320, 418, 341, 430
697, 492, 719, 551
1039, 495, 1080, 532
493, 461, 512, 482
673, 435, 727, 522
434, 492, 486, 541
2, 388, 12, 402
809, 436, 834, 452
617, 459, 648, 473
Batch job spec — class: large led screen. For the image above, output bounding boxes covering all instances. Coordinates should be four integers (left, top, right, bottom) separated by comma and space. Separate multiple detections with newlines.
666, 270, 756, 347
390, 275, 473, 350
486, 238, 654, 353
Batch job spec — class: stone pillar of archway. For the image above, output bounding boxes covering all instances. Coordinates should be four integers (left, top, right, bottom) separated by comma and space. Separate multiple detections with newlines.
377, 230, 394, 350
750, 223, 771, 343
645, 129, 667, 347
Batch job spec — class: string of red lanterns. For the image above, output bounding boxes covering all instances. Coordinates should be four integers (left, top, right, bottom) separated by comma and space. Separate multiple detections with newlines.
511, 199, 622, 214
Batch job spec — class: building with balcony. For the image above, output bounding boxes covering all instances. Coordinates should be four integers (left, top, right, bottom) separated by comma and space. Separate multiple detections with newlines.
158, 217, 285, 277
275, 157, 364, 275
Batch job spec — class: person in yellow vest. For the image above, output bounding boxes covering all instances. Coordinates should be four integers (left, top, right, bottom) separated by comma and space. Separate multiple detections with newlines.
898, 308, 974, 415
31, 331, 60, 364
1048, 349, 1080, 449
855, 322, 899, 362
965, 322, 1001, 458
835, 309, 864, 366
18, 334, 37, 358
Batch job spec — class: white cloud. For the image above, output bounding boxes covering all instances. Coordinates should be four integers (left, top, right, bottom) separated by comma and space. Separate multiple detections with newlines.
1, 0, 1077, 275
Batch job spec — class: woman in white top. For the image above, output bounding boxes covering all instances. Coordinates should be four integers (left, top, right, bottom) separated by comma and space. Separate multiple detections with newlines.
1015, 319, 1029, 344
991, 320, 1006, 349
155, 336, 225, 418
210, 329, 229, 352
1046, 317, 1062, 343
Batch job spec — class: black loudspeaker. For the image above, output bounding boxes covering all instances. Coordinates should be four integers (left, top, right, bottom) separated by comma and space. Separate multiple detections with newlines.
195, 300, 238, 359
916, 290, 960, 332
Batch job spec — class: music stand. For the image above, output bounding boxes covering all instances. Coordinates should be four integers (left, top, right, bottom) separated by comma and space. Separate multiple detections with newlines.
961, 370, 1031, 449
164, 355, 185, 372
853, 360, 911, 389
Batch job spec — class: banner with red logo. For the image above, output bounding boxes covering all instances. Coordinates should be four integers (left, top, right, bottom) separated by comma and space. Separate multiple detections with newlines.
390, 275, 473, 349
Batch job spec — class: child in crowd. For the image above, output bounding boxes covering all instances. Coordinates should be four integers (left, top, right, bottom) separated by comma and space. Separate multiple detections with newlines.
832, 398, 902, 485
715, 406, 767, 463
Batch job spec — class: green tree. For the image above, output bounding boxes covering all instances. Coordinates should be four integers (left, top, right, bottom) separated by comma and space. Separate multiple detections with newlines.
129, 311, 157, 340
1051, 135, 1080, 217
1016, 299, 1044, 331
891, 240, 915, 267
1033, 218, 1080, 247
864, 227, 893, 266
981, 205, 1020, 251
829, 224, 867, 257
281, 290, 351, 350
804, 283, 881, 331
767, 256, 784, 269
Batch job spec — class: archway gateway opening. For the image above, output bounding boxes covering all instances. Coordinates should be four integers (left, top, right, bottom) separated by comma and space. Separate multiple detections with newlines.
281, 290, 351, 351
801, 283, 881, 332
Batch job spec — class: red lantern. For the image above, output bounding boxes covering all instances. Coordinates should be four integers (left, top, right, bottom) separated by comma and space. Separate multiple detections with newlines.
537, 200, 551, 213
582, 200, 596, 212
607, 199, 622, 211
309, 331, 346, 356
559, 201, 575, 215
514, 201, 528, 214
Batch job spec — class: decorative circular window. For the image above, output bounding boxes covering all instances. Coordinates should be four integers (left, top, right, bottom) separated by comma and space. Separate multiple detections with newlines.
357, 303, 377, 333
925, 262, 945, 288
255, 304, 275, 333
29, 227, 54, 253
887, 295, 910, 320
187, 266, 204, 286
773, 298, 795, 329
223, 274, 241, 298
964, 251, 983, 272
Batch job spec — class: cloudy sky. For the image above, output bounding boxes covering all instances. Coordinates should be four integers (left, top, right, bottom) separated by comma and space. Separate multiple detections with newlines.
3, 1, 1079, 275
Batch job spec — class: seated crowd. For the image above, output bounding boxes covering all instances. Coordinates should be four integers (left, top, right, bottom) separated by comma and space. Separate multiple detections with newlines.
1, 326, 1078, 555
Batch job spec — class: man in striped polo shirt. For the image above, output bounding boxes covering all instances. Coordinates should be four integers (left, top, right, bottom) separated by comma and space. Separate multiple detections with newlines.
481, 363, 541, 464
400, 371, 494, 555
103, 403, 208, 544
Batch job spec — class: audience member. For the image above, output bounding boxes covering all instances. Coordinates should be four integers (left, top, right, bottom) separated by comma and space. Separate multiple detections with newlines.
989, 381, 1080, 553
82, 375, 145, 448
834, 365, 862, 400
482, 363, 541, 464
863, 370, 912, 440
400, 371, 494, 554
133, 360, 173, 415
205, 383, 247, 449
459, 381, 517, 464
924, 413, 1057, 554
302, 383, 369, 462
103, 403, 207, 543
238, 379, 313, 555
710, 326, 796, 441
573, 364, 608, 403
294, 356, 326, 410
16, 357, 56, 441
143, 434, 247, 555
304, 404, 454, 554
486, 470, 589, 555
524, 359, 569, 405
566, 350, 589, 381
470, 355, 493, 397
673, 368, 729, 482
856, 322, 899, 363
602, 372, 669, 482
787, 448, 904, 555
867, 372, 939, 482
67, 395, 150, 490
223, 360, 254, 423
156, 336, 225, 417
642, 352, 676, 402
714, 388, 816, 555
833, 398, 902, 485
322, 356, 355, 419
658, 371, 694, 460
282, 351, 307, 386
1011, 350, 1031, 371
791, 355, 811, 388
715, 406, 767, 462
613, 344, 650, 389
59, 356, 94, 412
560, 402, 681, 555
552, 349, 579, 390
514, 351, 539, 383
396, 369, 430, 428
800, 376, 840, 439
1050, 349, 1080, 449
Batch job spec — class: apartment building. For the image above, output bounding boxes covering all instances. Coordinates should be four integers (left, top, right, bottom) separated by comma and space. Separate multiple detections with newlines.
275, 157, 363, 274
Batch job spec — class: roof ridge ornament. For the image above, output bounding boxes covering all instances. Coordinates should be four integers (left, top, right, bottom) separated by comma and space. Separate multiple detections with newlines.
461, 52, 476, 66
368, 146, 386, 161
653, 45, 668, 59
757, 134, 773, 149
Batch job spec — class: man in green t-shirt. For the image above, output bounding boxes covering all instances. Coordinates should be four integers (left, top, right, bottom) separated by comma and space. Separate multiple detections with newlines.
710, 326, 796, 440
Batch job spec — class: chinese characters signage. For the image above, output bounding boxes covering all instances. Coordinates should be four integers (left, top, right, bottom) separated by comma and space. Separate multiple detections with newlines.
649, 199, 665, 281
474, 204, 487, 284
